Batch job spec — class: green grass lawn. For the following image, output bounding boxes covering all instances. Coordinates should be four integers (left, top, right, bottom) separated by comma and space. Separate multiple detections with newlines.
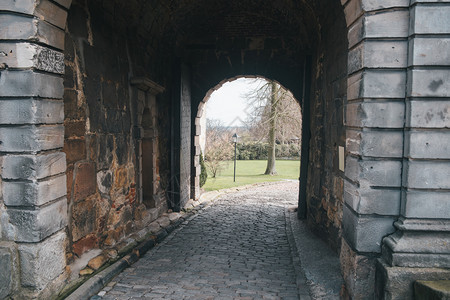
202, 159, 300, 191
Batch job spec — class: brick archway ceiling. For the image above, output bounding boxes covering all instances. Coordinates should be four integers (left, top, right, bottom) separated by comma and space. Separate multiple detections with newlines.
118, 0, 331, 97
167, 1, 317, 99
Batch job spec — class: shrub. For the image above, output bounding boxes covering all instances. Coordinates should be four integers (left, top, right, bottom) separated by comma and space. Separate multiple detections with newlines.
236, 141, 300, 160
199, 152, 208, 187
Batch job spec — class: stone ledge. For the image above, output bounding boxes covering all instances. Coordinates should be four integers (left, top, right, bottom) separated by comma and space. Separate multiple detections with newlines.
415, 280, 450, 300
375, 258, 450, 299
60, 212, 188, 299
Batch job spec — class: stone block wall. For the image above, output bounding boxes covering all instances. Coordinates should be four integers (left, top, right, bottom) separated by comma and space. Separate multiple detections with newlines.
0, 0, 71, 297
340, 0, 412, 298
2, 0, 449, 298
63, 0, 171, 262
375, 1, 450, 298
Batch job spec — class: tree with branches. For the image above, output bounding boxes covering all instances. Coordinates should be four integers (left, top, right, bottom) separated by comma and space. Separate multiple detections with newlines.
245, 79, 302, 175
204, 119, 234, 178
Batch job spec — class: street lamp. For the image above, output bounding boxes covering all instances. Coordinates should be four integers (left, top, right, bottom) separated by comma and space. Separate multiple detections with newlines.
232, 133, 239, 182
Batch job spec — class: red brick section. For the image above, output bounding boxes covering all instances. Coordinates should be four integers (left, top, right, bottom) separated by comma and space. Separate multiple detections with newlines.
66, 165, 74, 202
72, 234, 99, 257
63, 139, 86, 164
64, 119, 86, 138
73, 162, 96, 202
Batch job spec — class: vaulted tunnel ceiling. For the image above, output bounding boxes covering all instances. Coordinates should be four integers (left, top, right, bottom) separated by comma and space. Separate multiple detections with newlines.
86, 0, 343, 99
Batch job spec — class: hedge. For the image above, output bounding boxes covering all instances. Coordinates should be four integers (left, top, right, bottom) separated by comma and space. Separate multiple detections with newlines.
235, 142, 300, 160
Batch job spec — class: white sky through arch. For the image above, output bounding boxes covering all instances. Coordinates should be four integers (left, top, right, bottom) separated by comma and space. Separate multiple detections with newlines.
205, 78, 265, 127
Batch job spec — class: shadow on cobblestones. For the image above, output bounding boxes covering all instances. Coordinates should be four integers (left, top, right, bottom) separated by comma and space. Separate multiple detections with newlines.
91, 181, 338, 300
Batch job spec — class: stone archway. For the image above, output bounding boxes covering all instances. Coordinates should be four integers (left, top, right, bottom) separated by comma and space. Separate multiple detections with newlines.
191, 75, 303, 200
1, 0, 450, 299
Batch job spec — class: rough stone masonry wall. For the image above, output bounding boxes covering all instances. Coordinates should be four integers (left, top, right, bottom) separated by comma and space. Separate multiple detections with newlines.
305, 0, 348, 252
63, 0, 170, 262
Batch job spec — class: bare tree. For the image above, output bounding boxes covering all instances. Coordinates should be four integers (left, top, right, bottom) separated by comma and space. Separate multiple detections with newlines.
204, 119, 233, 178
265, 81, 278, 175
245, 79, 302, 174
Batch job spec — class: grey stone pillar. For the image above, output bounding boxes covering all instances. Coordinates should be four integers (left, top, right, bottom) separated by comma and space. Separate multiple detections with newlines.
0, 0, 71, 298
376, 1, 450, 299
341, 0, 410, 298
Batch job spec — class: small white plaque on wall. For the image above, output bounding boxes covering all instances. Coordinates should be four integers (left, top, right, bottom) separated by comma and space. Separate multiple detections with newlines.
339, 146, 345, 172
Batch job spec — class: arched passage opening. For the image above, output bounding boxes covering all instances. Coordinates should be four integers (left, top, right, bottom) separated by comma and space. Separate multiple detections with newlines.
192, 76, 303, 198
9, 0, 449, 299
169, 0, 348, 252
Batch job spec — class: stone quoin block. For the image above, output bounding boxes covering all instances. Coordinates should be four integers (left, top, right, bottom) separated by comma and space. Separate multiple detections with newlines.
0, 43, 65, 74
0, 243, 17, 299
52, 0, 71, 9
0, 125, 64, 152
406, 101, 450, 128
410, 5, 450, 34
34, 0, 68, 29
3, 175, 66, 207
346, 101, 405, 128
362, 0, 409, 11
2, 152, 66, 180
404, 161, 450, 189
0, 99, 64, 125
344, 0, 363, 27
346, 129, 403, 158
403, 191, 450, 219
0, 70, 64, 98
0, 0, 68, 29
3, 198, 67, 242
411, 0, 450, 3
18, 231, 66, 289
348, 41, 407, 74
408, 69, 450, 97
348, 15, 364, 48
343, 204, 397, 253
365, 9, 409, 38
347, 70, 406, 100
405, 131, 450, 159
409, 38, 450, 66
345, 156, 402, 187
344, 179, 401, 216
0, 14, 65, 50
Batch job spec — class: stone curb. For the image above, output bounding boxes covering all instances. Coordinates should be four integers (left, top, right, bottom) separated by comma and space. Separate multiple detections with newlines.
62, 188, 223, 299
285, 208, 312, 300
63, 181, 292, 299
62, 218, 189, 300
285, 209, 344, 299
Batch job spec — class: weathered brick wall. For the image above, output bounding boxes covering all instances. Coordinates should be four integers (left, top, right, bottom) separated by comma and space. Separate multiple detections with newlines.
63, 0, 172, 259
305, 1, 348, 252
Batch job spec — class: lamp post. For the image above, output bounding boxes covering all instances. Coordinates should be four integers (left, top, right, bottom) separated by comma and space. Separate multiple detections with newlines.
232, 133, 239, 182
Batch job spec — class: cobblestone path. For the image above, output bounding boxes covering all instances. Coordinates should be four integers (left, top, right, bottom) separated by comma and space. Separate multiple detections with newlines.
93, 181, 305, 299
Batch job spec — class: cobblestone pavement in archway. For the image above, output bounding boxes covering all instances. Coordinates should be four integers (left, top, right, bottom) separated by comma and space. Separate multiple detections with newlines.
93, 181, 310, 300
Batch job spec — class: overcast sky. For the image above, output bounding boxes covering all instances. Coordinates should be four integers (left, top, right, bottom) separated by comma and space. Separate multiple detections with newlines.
205, 78, 263, 127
